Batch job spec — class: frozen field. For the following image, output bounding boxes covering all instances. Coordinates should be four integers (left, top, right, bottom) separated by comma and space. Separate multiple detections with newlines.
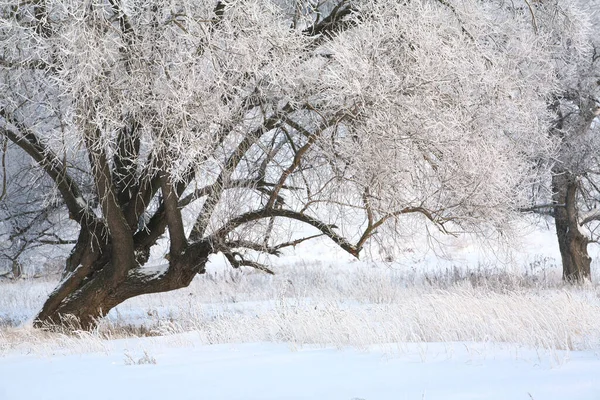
1, 226, 600, 400
2, 339, 600, 400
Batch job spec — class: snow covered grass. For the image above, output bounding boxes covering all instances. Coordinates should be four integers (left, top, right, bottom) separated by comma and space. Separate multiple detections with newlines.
2, 258, 600, 356
0, 278, 56, 327
2, 233, 600, 400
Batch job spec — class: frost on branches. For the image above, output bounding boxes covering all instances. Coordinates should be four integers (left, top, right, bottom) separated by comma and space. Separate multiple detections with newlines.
0, 0, 564, 328
522, 0, 600, 281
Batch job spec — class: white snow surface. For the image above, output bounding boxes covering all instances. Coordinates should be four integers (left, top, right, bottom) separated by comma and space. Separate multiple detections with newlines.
2, 221, 600, 399
1, 336, 599, 400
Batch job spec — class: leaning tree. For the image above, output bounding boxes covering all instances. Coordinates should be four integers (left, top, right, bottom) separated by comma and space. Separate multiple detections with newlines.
1, 0, 559, 329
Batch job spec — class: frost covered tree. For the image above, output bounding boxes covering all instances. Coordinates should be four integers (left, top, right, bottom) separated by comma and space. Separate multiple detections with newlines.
522, 0, 600, 282
0, 0, 559, 328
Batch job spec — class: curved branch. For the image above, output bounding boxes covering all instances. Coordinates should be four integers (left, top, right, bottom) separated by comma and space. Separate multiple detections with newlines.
0, 111, 94, 226
211, 208, 358, 257
222, 233, 324, 256
223, 252, 274, 275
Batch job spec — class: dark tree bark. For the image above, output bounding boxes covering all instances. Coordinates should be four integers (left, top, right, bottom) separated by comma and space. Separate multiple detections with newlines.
552, 170, 591, 282
35, 237, 212, 330
547, 90, 600, 283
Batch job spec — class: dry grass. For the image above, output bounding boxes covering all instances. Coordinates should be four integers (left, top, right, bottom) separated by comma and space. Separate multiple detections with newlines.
1, 260, 599, 356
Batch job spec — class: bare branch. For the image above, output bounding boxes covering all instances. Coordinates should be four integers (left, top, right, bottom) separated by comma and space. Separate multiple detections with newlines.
220, 233, 324, 256
223, 252, 274, 275
0, 111, 93, 226
211, 208, 358, 257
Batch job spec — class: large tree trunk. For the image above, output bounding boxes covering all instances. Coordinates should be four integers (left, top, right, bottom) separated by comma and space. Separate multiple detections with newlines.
552, 171, 591, 282
34, 236, 212, 330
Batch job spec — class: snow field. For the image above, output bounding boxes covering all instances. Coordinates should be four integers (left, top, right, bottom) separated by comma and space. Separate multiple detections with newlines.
1, 339, 599, 400
2, 257, 600, 356
1, 230, 600, 399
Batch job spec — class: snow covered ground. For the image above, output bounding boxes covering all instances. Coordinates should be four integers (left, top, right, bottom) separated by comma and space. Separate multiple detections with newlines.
1, 223, 600, 400
1, 338, 599, 400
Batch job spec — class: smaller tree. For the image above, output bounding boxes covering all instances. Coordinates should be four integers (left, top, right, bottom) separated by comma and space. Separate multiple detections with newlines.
524, 0, 600, 282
